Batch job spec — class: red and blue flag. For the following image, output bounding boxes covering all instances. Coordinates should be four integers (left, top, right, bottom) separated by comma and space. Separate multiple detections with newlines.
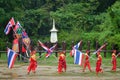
74, 40, 82, 50
7, 48, 18, 69
4, 17, 15, 35
93, 43, 107, 54
45, 44, 57, 58
38, 40, 57, 58
70, 40, 82, 56
13, 21, 21, 32
38, 40, 49, 51
74, 49, 84, 66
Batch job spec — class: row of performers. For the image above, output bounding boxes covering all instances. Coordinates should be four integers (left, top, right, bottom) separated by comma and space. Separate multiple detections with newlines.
27, 49, 117, 75
11, 34, 117, 75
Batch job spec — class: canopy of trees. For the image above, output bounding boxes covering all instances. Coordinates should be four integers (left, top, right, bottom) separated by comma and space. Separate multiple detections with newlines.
0, 0, 120, 50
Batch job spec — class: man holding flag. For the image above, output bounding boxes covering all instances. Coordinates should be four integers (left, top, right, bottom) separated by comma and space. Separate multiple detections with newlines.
27, 48, 37, 75
96, 51, 103, 75
111, 50, 117, 72
91, 43, 107, 75
83, 50, 92, 72
58, 51, 67, 73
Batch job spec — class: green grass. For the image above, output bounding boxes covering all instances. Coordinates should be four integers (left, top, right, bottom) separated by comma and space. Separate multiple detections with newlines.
0, 52, 7, 60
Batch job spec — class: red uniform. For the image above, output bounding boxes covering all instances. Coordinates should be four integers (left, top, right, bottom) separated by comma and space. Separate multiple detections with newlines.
96, 53, 103, 75
27, 50, 37, 74
83, 53, 92, 72
112, 53, 117, 71
58, 52, 67, 73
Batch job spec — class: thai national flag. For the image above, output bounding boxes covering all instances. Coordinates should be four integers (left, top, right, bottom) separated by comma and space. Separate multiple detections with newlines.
74, 41, 82, 50
7, 48, 18, 69
4, 17, 15, 35
70, 40, 82, 56
38, 40, 49, 51
13, 21, 21, 32
93, 43, 107, 54
38, 40, 57, 58
45, 44, 57, 58
74, 49, 84, 66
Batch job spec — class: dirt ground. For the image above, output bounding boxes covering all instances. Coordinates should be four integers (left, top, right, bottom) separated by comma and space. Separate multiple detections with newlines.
0, 63, 120, 80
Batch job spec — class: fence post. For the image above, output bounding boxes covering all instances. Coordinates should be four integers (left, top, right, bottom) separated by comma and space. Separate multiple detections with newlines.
111, 44, 115, 58
62, 41, 66, 56
87, 40, 90, 56
71, 41, 74, 49
70, 41, 74, 57
37, 43, 42, 58
47, 41, 51, 48
96, 41, 99, 57
6, 41, 9, 56
103, 41, 107, 58
55, 42, 58, 57
112, 44, 115, 54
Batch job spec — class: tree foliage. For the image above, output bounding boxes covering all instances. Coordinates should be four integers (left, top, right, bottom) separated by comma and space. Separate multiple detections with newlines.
0, 0, 120, 50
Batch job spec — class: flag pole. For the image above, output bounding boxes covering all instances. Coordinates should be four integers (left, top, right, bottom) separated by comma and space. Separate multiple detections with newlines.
116, 52, 120, 58
89, 43, 107, 59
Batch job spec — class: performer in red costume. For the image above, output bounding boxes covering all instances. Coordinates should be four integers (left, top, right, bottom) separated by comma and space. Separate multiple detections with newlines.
111, 50, 117, 71
96, 51, 103, 75
83, 50, 92, 72
27, 48, 37, 75
58, 51, 67, 73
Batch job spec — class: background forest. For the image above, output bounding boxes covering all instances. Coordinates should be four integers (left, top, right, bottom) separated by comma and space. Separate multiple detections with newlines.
0, 0, 120, 50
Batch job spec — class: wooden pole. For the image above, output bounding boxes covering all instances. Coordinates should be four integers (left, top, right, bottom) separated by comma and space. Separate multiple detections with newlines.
96, 41, 99, 57
103, 41, 107, 58
62, 41, 66, 56
87, 40, 90, 56
55, 42, 58, 57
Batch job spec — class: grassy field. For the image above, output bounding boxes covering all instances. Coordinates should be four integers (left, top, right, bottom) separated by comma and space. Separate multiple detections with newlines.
0, 52, 120, 80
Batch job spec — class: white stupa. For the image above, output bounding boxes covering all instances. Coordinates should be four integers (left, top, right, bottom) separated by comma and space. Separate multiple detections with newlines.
50, 19, 58, 43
